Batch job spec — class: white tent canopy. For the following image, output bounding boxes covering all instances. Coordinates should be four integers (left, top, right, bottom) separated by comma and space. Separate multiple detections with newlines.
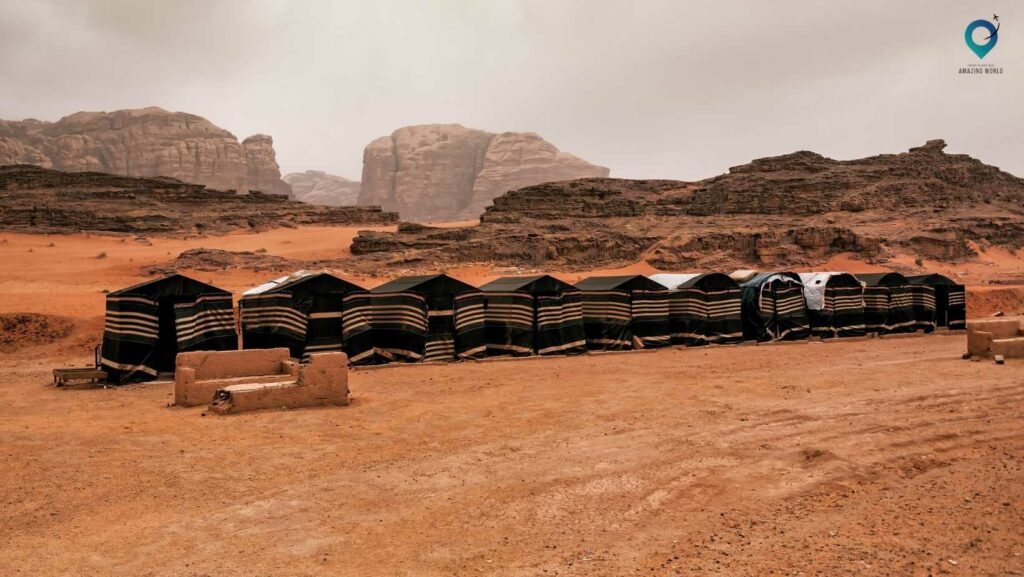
242, 270, 317, 296
797, 272, 844, 311
648, 273, 703, 290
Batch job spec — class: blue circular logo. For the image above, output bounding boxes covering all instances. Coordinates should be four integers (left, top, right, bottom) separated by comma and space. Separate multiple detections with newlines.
965, 18, 999, 59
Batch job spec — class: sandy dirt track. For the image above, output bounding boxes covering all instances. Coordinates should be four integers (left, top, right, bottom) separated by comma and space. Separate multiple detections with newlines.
2, 335, 1022, 576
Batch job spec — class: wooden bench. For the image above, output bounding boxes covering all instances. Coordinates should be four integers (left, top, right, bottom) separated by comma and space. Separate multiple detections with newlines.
53, 368, 107, 387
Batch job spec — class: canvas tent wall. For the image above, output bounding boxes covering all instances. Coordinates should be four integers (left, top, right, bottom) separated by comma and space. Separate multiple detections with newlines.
240, 272, 369, 362
797, 272, 866, 338
371, 274, 485, 362
650, 273, 743, 346
736, 272, 811, 342
855, 273, 916, 334
907, 274, 965, 330
480, 275, 586, 356
101, 274, 237, 384
574, 275, 670, 350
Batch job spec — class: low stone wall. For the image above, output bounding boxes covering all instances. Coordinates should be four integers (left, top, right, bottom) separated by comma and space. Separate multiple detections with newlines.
209, 352, 349, 414
966, 316, 1024, 359
175, 348, 299, 407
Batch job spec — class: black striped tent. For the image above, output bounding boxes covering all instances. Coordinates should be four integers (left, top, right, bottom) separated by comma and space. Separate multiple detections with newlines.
101, 274, 237, 384
371, 274, 485, 363
365, 291, 429, 364
855, 273, 916, 334
906, 274, 965, 330
797, 272, 866, 338
480, 275, 586, 357
734, 271, 811, 342
574, 275, 670, 350
650, 273, 742, 346
240, 272, 368, 361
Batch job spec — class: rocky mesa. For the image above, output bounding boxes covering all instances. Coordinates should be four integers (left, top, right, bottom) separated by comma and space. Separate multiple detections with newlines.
0, 165, 396, 235
0, 107, 292, 196
357, 124, 609, 222
350, 140, 1024, 272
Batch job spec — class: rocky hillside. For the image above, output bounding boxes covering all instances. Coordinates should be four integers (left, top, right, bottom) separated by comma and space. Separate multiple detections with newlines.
0, 107, 292, 196
284, 170, 361, 206
358, 124, 609, 221
0, 165, 396, 235
351, 140, 1024, 271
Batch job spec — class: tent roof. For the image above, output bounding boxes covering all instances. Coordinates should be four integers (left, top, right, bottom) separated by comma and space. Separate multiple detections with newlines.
109, 274, 230, 297
244, 271, 364, 296
856, 272, 908, 287
797, 272, 861, 288
650, 273, 737, 290
371, 274, 478, 294
906, 273, 959, 286
575, 275, 666, 291
738, 271, 802, 288
480, 275, 577, 293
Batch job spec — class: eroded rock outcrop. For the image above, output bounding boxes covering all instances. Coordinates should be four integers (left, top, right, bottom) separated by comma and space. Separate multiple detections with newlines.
357, 124, 609, 221
0, 165, 396, 235
283, 170, 361, 206
0, 107, 292, 196
350, 140, 1024, 272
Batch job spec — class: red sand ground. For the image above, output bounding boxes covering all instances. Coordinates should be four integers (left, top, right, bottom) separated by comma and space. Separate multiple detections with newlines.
1, 226, 1023, 575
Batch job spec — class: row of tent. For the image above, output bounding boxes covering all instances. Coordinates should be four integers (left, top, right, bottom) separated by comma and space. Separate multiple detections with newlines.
100, 270, 966, 383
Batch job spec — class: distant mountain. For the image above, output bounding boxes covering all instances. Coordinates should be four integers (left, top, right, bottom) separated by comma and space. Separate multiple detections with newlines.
358, 124, 609, 222
0, 107, 292, 196
284, 170, 361, 206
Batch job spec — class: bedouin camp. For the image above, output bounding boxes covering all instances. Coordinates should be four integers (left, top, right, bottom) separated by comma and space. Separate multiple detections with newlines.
855, 272, 916, 335
239, 271, 369, 360
733, 271, 811, 342
906, 273, 967, 330
649, 273, 743, 346
797, 272, 867, 338
101, 274, 237, 384
479, 275, 587, 356
574, 275, 671, 350
370, 274, 486, 362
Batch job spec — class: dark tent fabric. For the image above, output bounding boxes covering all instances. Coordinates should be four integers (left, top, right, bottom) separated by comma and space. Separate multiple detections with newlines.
856, 273, 916, 334
453, 292, 487, 360
364, 291, 428, 363
341, 293, 375, 365
907, 274, 966, 330
372, 274, 481, 363
737, 272, 811, 342
480, 275, 586, 356
575, 275, 670, 350
240, 273, 366, 360
798, 273, 866, 338
101, 274, 237, 384
907, 283, 937, 333
653, 273, 742, 346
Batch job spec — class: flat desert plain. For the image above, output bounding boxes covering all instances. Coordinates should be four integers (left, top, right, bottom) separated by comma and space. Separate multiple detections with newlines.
1, 226, 1023, 576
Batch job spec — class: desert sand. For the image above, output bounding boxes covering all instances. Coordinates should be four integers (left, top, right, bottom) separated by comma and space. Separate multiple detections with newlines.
1, 225, 1024, 576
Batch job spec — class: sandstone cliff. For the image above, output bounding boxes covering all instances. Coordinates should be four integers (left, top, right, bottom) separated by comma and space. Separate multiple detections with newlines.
0, 107, 292, 196
350, 140, 1024, 272
283, 170, 361, 206
357, 124, 609, 221
0, 165, 396, 235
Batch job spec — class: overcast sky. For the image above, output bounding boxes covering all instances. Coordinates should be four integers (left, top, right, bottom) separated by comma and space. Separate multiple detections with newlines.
0, 0, 1020, 180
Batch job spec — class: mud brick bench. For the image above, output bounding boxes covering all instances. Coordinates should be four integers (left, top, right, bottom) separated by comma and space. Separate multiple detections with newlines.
174, 348, 300, 407
966, 317, 1024, 361
208, 352, 349, 414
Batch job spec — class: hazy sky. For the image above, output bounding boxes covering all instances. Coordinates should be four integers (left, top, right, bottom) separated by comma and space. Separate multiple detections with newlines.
1, 0, 1020, 180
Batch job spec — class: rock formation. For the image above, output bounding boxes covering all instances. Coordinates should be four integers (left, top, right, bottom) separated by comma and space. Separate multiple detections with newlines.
350, 140, 1024, 272
357, 124, 609, 221
283, 170, 361, 206
0, 165, 396, 235
0, 107, 292, 196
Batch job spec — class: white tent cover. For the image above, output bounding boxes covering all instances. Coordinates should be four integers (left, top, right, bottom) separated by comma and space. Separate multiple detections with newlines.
797, 272, 845, 311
